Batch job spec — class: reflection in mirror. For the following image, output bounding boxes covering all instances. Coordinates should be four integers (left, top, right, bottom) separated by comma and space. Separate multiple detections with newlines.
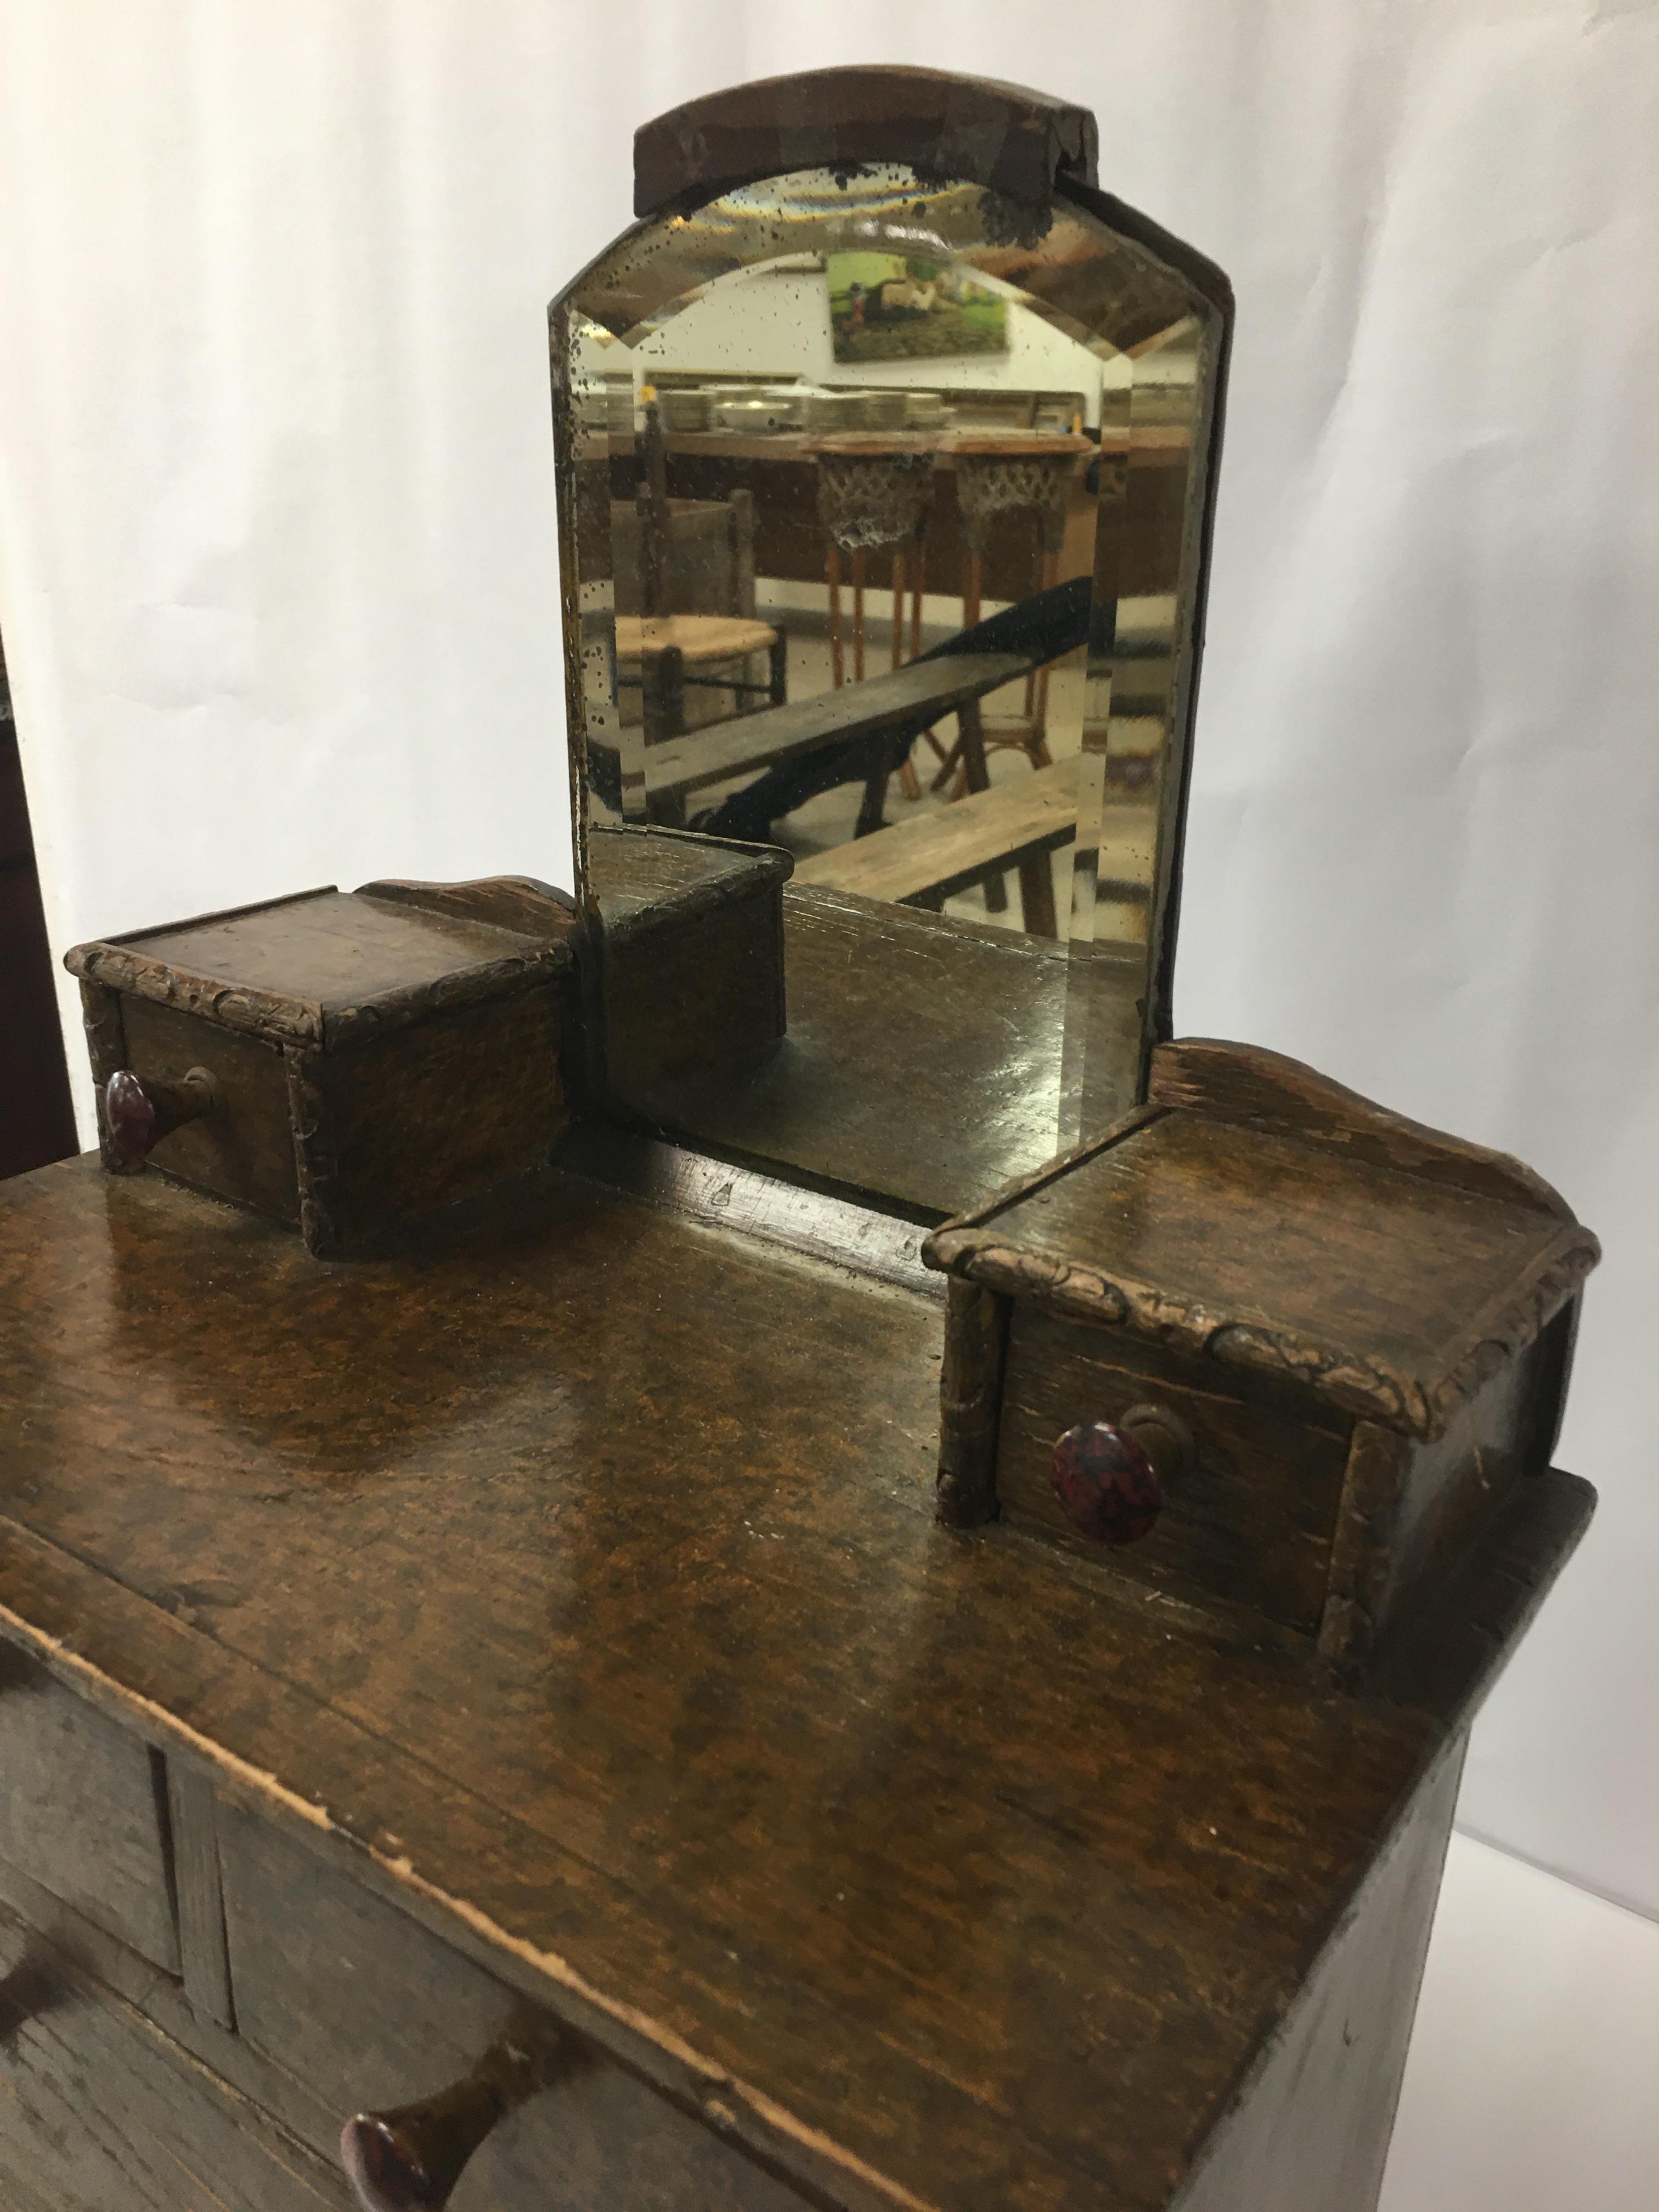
551, 165, 1223, 1218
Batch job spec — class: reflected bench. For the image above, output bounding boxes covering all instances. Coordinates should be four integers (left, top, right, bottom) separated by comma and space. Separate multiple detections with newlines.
795, 761, 1155, 939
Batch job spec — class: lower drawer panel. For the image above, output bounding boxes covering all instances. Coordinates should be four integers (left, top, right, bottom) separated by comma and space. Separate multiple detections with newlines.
220, 1808, 804, 2212
0, 1646, 179, 1974
0, 1901, 349, 2212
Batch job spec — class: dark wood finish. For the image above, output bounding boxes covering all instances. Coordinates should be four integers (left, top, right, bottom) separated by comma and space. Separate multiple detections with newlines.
601, 877, 1144, 1220
120, 996, 301, 1220
0, 1901, 351, 2211
929, 1091, 1598, 1442
103, 1062, 218, 1170
223, 1813, 799, 2212
166, 1761, 236, 2033
1149, 1037, 1575, 1220
935, 1278, 1008, 1528
1173, 1741, 1464, 2212
0, 1646, 178, 1974
64, 881, 580, 1255
997, 1308, 1352, 1632
926, 1042, 1599, 1674
587, 826, 790, 1099
634, 67, 1097, 221
0, 1152, 1595, 2212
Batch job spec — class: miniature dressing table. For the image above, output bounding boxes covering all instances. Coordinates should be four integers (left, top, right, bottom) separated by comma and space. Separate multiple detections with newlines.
0, 67, 1595, 2212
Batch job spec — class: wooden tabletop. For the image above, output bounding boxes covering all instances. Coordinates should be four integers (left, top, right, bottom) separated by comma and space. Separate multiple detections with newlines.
0, 1150, 1591, 2212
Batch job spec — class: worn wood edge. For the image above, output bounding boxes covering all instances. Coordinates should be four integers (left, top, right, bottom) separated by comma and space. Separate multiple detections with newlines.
64, 885, 339, 962
1316, 1424, 1409, 1684
587, 823, 793, 946
1165, 1734, 1465, 2212
354, 875, 581, 944
77, 980, 127, 1170
62, 944, 329, 1047
1426, 1227, 1602, 1434
318, 947, 574, 1049
921, 1102, 1168, 1260
283, 1049, 339, 1259
634, 65, 1097, 220
928, 1186, 1599, 1444
0, 1532, 943, 2212
934, 1282, 1008, 1527
66, 921, 572, 1054
920, 1235, 1446, 1440
1149, 1039, 1583, 1222
1373, 1466, 1595, 1722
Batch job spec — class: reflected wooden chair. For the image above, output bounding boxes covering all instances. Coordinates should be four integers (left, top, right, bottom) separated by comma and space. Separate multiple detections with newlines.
930, 436, 1092, 796
812, 437, 944, 804
614, 403, 787, 766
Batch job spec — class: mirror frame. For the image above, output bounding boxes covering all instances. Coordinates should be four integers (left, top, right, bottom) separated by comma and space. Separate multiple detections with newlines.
551, 63, 1233, 1116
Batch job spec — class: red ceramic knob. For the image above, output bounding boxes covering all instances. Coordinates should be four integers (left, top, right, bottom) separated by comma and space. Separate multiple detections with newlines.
1050, 1421, 1164, 1545
103, 1069, 160, 1171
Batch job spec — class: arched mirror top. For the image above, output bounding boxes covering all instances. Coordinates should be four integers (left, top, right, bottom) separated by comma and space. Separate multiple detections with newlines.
550, 67, 1231, 1221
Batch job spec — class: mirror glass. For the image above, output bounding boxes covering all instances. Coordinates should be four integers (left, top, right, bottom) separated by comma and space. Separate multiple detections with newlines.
551, 163, 1222, 1218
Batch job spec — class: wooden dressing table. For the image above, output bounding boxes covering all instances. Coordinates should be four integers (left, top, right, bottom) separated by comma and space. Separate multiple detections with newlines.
0, 65, 1595, 2212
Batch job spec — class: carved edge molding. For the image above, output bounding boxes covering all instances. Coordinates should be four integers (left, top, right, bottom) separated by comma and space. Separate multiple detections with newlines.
922, 1224, 1601, 1442
63, 939, 572, 1053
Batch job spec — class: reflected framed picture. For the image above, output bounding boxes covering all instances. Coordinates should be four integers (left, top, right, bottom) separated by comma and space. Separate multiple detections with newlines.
826, 252, 1008, 363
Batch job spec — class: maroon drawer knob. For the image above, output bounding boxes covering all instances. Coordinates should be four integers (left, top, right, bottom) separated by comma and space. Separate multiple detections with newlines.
341, 2073, 509, 2211
1049, 1404, 1195, 1546
102, 1066, 217, 1173
340, 2029, 561, 2212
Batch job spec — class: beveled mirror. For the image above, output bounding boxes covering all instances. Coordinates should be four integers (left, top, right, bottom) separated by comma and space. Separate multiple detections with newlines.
550, 67, 1230, 1219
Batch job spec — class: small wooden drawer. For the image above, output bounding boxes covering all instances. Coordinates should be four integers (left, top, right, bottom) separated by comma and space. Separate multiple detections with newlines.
0, 1646, 178, 1977
65, 877, 580, 1257
996, 1307, 1352, 1633
219, 1809, 802, 2212
925, 1042, 1601, 1674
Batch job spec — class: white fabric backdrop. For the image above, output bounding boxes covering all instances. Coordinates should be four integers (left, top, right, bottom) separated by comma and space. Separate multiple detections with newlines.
0, 1, 1654, 1916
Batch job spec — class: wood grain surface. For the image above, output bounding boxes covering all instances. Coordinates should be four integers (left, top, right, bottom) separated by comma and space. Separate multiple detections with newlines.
0, 1153, 1593, 2212
928, 1104, 1598, 1439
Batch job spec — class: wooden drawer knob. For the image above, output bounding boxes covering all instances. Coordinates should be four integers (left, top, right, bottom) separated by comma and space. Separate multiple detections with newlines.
103, 1066, 217, 1173
341, 2073, 508, 2211
1050, 1404, 1194, 1546
340, 2030, 557, 2211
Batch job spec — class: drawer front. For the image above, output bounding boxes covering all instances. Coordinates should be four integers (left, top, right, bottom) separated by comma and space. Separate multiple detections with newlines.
0, 1901, 348, 2212
0, 1645, 179, 1974
219, 1809, 804, 2212
997, 1307, 1352, 1633
119, 994, 301, 1224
